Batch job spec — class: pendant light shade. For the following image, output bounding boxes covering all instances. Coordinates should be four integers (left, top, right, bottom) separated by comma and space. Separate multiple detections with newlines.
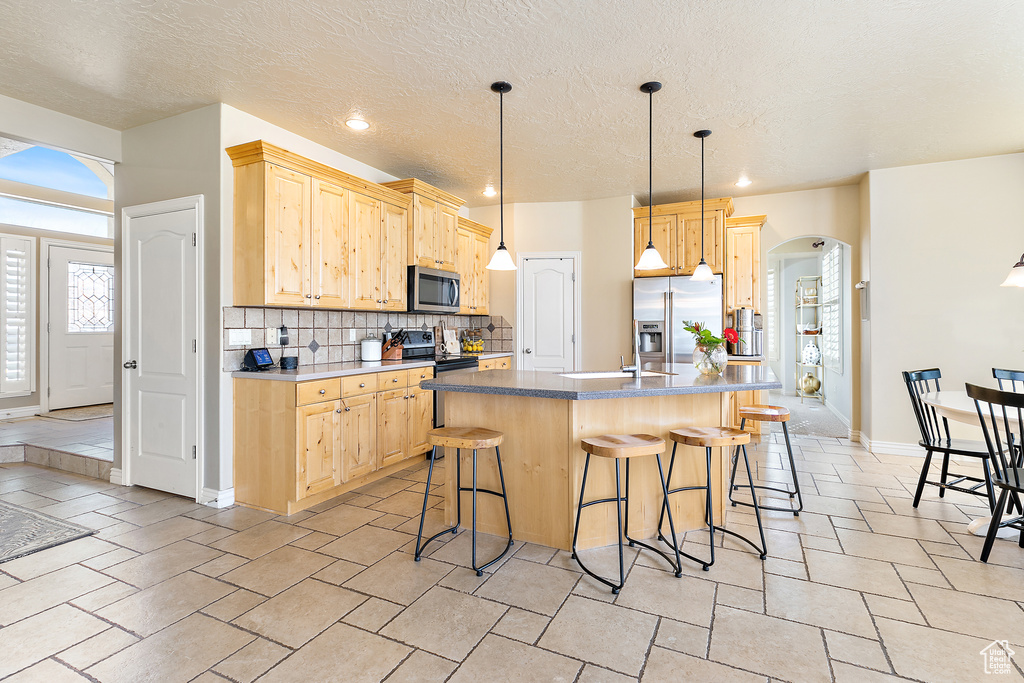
691, 129, 716, 282
1001, 253, 1024, 287
486, 81, 516, 271
635, 81, 670, 271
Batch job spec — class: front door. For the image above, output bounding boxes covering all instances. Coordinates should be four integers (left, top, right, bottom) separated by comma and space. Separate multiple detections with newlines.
48, 245, 115, 410
123, 197, 200, 498
519, 256, 576, 372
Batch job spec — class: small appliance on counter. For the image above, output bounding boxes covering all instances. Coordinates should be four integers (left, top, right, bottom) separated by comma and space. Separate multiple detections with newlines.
729, 307, 761, 356
241, 347, 275, 371
280, 356, 298, 370
360, 337, 382, 361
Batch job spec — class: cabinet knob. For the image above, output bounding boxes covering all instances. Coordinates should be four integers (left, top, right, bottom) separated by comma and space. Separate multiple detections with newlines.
305, 294, 312, 298
359, 382, 365, 388
393, 378, 398, 383
319, 389, 326, 394
336, 409, 342, 413
315, 295, 320, 300
345, 407, 350, 412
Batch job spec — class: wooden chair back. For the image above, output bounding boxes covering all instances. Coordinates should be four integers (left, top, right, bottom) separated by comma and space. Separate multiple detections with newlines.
902, 368, 950, 447
966, 383, 1024, 489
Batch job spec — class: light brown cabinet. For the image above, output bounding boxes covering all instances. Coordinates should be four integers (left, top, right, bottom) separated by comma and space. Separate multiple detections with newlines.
456, 217, 493, 314
725, 215, 765, 317
228, 141, 411, 311
478, 356, 511, 371
298, 400, 342, 497
382, 179, 464, 273
632, 198, 733, 278
340, 392, 377, 481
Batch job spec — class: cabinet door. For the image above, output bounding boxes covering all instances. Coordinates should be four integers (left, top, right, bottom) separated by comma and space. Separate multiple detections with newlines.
341, 393, 377, 481
456, 227, 474, 314
265, 164, 311, 305
473, 232, 490, 314
297, 400, 341, 499
680, 210, 725, 275
437, 204, 459, 272
725, 225, 760, 314
377, 389, 409, 469
411, 195, 438, 268
381, 202, 407, 311
349, 192, 381, 310
633, 215, 675, 277
408, 385, 433, 456
311, 179, 348, 308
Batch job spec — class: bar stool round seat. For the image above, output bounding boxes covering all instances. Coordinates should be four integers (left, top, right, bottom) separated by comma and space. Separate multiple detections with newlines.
737, 404, 790, 423
415, 426, 512, 576
670, 427, 750, 448
729, 404, 804, 517
572, 434, 682, 594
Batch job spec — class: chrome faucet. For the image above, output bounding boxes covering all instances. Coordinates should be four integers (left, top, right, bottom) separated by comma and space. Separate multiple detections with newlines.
620, 320, 642, 379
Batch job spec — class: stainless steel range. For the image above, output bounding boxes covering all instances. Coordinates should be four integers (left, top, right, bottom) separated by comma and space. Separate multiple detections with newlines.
402, 330, 479, 427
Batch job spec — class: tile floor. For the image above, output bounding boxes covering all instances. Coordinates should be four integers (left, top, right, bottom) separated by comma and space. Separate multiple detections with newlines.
0, 432, 1022, 682
0, 414, 114, 461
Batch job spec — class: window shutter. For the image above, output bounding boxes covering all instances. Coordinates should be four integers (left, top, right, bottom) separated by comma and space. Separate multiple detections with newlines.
0, 235, 34, 395
821, 243, 842, 373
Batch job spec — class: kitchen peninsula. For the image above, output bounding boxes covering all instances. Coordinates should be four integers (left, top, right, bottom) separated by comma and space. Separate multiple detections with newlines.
422, 364, 780, 550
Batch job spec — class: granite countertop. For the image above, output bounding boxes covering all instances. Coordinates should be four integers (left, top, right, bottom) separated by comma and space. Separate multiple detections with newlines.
422, 362, 780, 400
727, 354, 765, 362
231, 358, 435, 382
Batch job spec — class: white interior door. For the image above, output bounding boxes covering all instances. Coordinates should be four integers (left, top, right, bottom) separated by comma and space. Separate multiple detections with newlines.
48, 245, 115, 410
123, 197, 200, 498
518, 256, 576, 372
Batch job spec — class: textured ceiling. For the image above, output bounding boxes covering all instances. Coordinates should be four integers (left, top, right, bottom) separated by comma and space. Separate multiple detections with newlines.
1, 0, 1023, 206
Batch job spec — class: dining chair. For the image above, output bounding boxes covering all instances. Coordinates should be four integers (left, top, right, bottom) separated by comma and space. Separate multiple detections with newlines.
902, 369, 995, 509
993, 368, 1024, 393
965, 383, 1024, 562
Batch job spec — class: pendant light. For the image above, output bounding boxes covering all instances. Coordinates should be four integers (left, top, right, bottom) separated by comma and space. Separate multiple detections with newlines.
486, 81, 516, 271
1001, 252, 1024, 287
691, 129, 716, 281
634, 82, 670, 271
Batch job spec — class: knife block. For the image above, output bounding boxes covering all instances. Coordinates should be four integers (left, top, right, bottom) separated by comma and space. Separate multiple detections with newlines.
382, 344, 403, 360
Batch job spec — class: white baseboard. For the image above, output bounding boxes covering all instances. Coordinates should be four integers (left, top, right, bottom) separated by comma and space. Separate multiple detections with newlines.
201, 487, 234, 508
0, 405, 42, 420
849, 430, 862, 443
109, 467, 123, 485
863, 436, 923, 458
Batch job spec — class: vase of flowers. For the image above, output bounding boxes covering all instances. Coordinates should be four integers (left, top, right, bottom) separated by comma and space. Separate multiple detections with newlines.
683, 321, 739, 375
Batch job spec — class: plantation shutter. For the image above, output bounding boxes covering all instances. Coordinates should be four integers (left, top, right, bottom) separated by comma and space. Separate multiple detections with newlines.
821, 243, 841, 373
0, 235, 34, 395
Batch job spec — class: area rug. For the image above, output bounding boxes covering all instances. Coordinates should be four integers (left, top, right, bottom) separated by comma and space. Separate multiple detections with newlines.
0, 500, 96, 563
42, 404, 114, 421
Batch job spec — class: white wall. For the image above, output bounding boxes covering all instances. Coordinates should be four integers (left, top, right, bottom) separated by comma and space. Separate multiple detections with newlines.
0, 93, 121, 162
866, 152, 1024, 447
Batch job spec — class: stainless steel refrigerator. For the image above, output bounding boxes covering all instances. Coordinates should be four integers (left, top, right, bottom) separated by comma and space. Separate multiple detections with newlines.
633, 275, 724, 364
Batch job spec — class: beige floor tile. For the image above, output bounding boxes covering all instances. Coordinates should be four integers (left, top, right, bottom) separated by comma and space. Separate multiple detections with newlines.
932, 555, 1024, 602
0, 564, 112, 625
0, 536, 118, 580
312, 557, 365, 585
368, 512, 410, 529
80, 547, 140, 571
0, 572, 19, 590
355, 475, 415, 498
438, 565, 491, 592
804, 548, 909, 599
202, 506, 277, 531
643, 646, 766, 682
106, 515, 212, 553
863, 593, 926, 625
103, 539, 220, 589
490, 607, 550, 644
258, 623, 409, 683
615, 564, 716, 626
831, 661, 914, 682
343, 551, 452, 605
186, 525, 236, 545
765, 573, 876, 637
894, 563, 949, 588
56, 627, 138, 670
86, 613, 253, 683
234, 577, 365, 647
193, 552, 248, 578
449, 633, 582, 683
825, 630, 890, 671
655, 619, 710, 658
382, 586, 506, 660
832, 517, 872, 532
69, 581, 138, 612
381, 649, 458, 683
110, 496, 200, 526
801, 534, 843, 553
287, 530, 335, 551
296, 503, 384, 536
764, 555, 808, 580
835, 527, 935, 569
424, 528, 513, 570
512, 542, 558, 564
876, 616, 1008, 681
0, 605, 108, 678
370, 490, 441, 517
342, 596, 404, 632
94, 521, 142, 539
861, 510, 954, 543
96, 570, 234, 637
34, 493, 123, 520
476, 558, 578, 616
539, 595, 658, 677
708, 606, 830, 683
5, 658, 91, 682
907, 582, 1024, 646
209, 520, 311, 559
920, 538, 973, 560
220, 546, 334, 597
814, 481, 888, 503
212, 637, 290, 683
201, 588, 266, 622
716, 584, 764, 613
317, 524, 413, 565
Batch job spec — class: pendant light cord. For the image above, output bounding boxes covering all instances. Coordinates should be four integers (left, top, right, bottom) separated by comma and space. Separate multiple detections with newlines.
648, 88, 654, 248
499, 87, 504, 247
700, 134, 705, 258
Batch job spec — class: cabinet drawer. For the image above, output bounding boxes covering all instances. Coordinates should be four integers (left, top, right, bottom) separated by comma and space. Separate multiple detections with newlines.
296, 379, 341, 406
342, 374, 378, 397
408, 367, 434, 386
378, 370, 408, 389
494, 357, 511, 370
478, 359, 497, 371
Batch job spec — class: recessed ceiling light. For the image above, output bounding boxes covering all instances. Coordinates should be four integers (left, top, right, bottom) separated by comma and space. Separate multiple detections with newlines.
735, 177, 752, 187
482, 186, 497, 197
345, 118, 370, 131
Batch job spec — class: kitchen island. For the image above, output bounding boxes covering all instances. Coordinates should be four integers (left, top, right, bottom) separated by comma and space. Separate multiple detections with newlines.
421, 363, 780, 550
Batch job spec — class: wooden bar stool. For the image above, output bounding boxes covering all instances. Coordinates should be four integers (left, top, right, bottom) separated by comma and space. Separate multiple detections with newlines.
659, 426, 767, 569
414, 427, 513, 576
571, 434, 682, 594
729, 405, 803, 516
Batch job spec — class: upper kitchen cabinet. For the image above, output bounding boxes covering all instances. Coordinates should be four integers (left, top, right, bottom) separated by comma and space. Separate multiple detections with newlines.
227, 141, 411, 310
382, 179, 464, 273
456, 217, 493, 314
725, 214, 766, 315
632, 197, 733, 278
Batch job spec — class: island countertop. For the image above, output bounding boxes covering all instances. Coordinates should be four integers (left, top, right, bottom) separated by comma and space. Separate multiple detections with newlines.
421, 362, 780, 400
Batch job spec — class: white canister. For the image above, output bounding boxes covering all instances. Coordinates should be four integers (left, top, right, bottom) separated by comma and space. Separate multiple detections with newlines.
360, 338, 382, 361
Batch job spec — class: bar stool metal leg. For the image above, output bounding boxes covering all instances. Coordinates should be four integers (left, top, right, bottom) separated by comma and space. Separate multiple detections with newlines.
415, 445, 461, 561
658, 442, 713, 571
729, 417, 803, 516
713, 441, 767, 559
572, 453, 627, 593
466, 446, 514, 576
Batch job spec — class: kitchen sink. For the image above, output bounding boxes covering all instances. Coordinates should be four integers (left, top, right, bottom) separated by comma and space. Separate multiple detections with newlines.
558, 370, 675, 379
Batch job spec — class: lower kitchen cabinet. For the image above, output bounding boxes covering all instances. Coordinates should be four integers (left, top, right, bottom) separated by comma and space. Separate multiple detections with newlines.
728, 359, 764, 434
234, 367, 434, 515
478, 356, 511, 371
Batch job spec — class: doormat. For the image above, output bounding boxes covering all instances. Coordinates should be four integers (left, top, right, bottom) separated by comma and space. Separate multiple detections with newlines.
0, 500, 96, 563
43, 404, 114, 421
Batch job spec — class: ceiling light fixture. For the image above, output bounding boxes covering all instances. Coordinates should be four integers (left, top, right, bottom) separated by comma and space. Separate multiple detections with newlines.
486, 81, 516, 271
1001, 252, 1024, 287
482, 185, 497, 197
735, 177, 752, 187
691, 129, 716, 282
634, 82, 670, 271
345, 117, 370, 131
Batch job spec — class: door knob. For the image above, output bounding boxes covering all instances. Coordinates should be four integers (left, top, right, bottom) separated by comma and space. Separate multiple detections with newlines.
524, 348, 532, 354
123, 360, 137, 369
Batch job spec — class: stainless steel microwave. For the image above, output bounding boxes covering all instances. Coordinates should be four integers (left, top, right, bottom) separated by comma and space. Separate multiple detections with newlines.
407, 266, 460, 313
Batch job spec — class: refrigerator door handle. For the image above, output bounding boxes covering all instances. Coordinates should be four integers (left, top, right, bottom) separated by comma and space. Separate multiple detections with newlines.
667, 291, 674, 362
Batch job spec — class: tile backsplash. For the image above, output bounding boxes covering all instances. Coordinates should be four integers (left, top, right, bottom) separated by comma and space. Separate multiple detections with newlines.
223, 307, 513, 371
